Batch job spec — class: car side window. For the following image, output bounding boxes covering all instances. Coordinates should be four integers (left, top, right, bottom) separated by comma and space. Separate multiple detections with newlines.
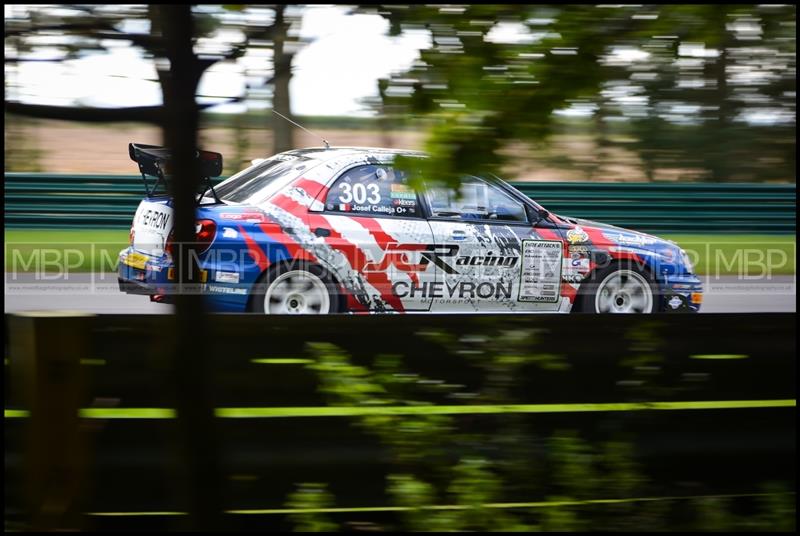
324, 165, 422, 218
425, 176, 528, 223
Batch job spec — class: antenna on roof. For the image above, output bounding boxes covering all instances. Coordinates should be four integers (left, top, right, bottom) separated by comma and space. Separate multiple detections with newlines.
271, 109, 330, 149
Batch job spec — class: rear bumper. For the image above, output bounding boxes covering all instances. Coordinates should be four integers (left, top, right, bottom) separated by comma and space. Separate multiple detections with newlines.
117, 247, 250, 312
660, 274, 703, 313
118, 247, 174, 296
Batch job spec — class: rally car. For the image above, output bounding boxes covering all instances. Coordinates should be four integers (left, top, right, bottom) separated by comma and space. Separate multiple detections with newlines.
119, 144, 703, 314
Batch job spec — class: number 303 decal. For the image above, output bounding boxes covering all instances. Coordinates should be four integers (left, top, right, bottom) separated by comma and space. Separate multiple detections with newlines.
339, 183, 380, 204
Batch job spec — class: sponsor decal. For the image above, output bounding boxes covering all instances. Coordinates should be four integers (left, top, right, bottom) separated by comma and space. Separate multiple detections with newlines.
364, 243, 454, 274
364, 244, 518, 275
219, 212, 268, 222
140, 209, 170, 230
206, 284, 247, 295
566, 226, 589, 244
456, 255, 518, 268
570, 255, 590, 268
123, 252, 148, 270
390, 183, 412, 193
167, 268, 207, 282
222, 227, 238, 238
668, 295, 683, 310
564, 245, 589, 282
518, 240, 562, 303
611, 233, 658, 246
393, 280, 512, 300
215, 271, 240, 284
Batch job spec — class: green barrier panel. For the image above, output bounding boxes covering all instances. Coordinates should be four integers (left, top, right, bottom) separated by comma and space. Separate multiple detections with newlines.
4, 173, 796, 233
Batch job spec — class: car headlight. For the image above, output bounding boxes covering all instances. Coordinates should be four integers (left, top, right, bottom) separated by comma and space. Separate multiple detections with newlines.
679, 249, 694, 274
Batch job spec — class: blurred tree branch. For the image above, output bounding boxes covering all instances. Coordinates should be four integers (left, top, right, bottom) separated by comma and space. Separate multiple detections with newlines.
368, 4, 795, 184
4, 5, 247, 124
4, 100, 241, 124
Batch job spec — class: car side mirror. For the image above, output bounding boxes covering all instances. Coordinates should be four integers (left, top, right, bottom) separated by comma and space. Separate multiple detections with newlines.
528, 206, 549, 225
537, 208, 550, 221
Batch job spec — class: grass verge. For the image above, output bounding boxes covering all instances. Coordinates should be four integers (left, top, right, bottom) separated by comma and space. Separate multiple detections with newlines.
662, 234, 795, 277
5, 230, 128, 273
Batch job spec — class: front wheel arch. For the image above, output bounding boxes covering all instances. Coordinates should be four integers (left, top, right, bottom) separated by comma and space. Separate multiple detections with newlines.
572, 259, 661, 313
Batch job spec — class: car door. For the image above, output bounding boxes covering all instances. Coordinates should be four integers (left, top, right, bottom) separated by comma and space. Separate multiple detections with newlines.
423, 176, 565, 312
313, 163, 435, 313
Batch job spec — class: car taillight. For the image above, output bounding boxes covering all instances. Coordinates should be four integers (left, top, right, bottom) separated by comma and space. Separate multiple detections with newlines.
163, 221, 215, 257
129, 227, 135, 246
165, 230, 174, 257
194, 219, 216, 253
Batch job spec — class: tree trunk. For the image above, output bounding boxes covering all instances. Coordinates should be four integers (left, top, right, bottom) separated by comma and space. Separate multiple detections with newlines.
156, 5, 222, 530
708, 5, 733, 182
272, 5, 294, 153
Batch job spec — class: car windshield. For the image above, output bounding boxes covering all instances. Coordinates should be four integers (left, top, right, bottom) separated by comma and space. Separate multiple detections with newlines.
214, 154, 313, 204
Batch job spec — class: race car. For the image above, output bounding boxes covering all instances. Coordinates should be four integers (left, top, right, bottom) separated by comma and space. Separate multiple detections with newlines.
118, 144, 703, 314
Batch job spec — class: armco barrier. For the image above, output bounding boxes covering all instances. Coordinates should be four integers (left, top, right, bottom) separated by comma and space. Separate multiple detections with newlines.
4, 173, 796, 234
4, 313, 796, 531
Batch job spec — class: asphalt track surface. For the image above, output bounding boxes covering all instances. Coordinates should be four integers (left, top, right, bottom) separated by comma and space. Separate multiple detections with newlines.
4, 273, 795, 314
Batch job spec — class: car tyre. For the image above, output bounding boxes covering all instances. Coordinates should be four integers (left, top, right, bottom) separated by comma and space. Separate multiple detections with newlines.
249, 262, 340, 314
574, 261, 659, 314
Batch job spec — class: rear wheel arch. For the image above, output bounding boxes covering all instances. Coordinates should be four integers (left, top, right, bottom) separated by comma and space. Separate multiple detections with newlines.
247, 259, 346, 313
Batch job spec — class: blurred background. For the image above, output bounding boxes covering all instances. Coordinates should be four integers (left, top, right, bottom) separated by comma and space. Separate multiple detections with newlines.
5, 4, 795, 183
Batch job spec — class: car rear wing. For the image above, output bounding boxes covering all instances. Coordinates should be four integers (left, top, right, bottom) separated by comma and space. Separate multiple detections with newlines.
129, 143, 223, 200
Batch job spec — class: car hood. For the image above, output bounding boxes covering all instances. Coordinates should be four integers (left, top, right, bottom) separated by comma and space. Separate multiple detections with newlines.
557, 214, 678, 254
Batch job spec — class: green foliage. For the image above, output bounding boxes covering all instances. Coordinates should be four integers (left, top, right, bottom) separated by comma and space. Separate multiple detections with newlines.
307, 343, 455, 470
285, 483, 338, 532
549, 431, 600, 500
300, 335, 795, 532
684, 482, 797, 532
540, 497, 583, 532
447, 457, 534, 532
387, 474, 456, 532
369, 4, 795, 184
694, 496, 732, 532
752, 482, 796, 532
